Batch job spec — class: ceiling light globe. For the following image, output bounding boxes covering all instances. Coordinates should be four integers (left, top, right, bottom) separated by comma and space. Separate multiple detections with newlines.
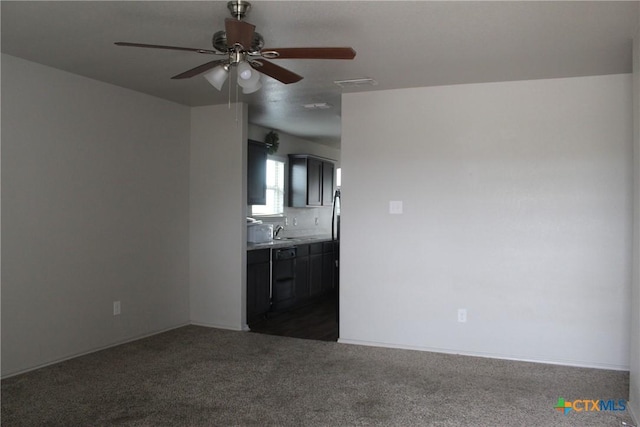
237, 62, 253, 80
202, 65, 229, 91
237, 63, 260, 89
242, 80, 262, 94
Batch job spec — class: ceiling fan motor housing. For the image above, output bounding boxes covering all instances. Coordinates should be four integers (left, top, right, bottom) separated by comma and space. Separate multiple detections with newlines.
227, 0, 251, 20
212, 30, 264, 53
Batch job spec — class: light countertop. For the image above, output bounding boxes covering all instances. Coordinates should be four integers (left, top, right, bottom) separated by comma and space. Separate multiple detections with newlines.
247, 235, 335, 251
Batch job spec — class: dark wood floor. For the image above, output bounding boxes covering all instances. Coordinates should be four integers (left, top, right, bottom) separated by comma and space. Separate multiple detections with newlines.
248, 294, 338, 342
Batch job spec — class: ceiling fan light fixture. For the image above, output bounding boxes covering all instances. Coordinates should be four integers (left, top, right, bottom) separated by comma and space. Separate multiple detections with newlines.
237, 61, 254, 80
203, 64, 229, 90
242, 80, 262, 94
236, 61, 260, 89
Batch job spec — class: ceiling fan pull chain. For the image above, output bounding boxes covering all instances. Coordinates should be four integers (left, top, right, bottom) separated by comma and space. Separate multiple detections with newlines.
228, 70, 232, 110
235, 78, 240, 125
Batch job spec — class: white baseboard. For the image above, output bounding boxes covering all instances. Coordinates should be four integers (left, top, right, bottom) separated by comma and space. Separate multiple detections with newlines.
337, 338, 629, 371
629, 400, 639, 425
3, 322, 251, 379
189, 320, 245, 332
1, 322, 191, 379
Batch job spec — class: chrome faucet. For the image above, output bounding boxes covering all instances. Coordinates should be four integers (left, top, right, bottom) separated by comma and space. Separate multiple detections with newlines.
273, 225, 284, 238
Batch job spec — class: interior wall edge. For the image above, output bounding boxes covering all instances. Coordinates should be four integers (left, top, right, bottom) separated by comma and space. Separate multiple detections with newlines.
628, 6, 640, 422
188, 103, 247, 330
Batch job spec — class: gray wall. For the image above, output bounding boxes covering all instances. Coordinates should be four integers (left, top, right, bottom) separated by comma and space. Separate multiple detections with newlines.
340, 74, 633, 369
1, 54, 191, 377
630, 8, 640, 423
248, 124, 340, 165
189, 104, 248, 331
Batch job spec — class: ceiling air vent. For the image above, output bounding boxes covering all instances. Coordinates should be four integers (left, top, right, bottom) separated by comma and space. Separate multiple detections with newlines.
303, 103, 332, 110
333, 78, 378, 88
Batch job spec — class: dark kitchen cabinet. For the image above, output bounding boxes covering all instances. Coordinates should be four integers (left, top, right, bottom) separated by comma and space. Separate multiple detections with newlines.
309, 243, 324, 297
306, 157, 323, 206
289, 154, 335, 207
247, 249, 271, 324
295, 244, 310, 301
322, 162, 335, 207
248, 140, 267, 205
308, 242, 336, 296
322, 241, 336, 292
249, 240, 337, 322
295, 241, 337, 303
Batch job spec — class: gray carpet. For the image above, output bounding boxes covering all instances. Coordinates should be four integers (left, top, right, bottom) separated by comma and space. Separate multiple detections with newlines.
1, 325, 634, 426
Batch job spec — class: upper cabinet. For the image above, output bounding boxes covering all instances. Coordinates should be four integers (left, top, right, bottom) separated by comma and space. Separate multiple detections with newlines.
247, 140, 267, 205
322, 161, 335, 206
289, 154, 335, 207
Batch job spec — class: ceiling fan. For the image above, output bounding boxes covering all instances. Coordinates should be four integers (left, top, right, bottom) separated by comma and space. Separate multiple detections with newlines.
115, 0, 356, 94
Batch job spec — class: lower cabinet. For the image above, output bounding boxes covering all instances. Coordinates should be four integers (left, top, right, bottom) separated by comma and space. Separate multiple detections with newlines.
321, 241, 336, 292
295, 244, 310, 301
298, 242, 336, 302
247, 241, 337, 323
246, 249, 271, 324
309, 243, 324, 297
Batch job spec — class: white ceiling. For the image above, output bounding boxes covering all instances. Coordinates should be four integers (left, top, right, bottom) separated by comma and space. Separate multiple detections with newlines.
2, 1, 638, 147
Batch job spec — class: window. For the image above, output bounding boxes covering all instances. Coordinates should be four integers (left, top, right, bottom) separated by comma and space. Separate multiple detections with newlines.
252, 158, 285, 216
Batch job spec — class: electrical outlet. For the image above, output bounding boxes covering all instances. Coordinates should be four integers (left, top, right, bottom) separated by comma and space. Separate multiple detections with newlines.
315, 217, 319, 226
113, 301, 121, 316
293, 218, 298, 226
458, 308, 467, 323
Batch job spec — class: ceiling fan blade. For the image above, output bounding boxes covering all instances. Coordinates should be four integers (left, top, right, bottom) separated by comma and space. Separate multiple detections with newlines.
263, 47, 356, 60
115, 42, 217, 55
225, 18, 255, 49
171, 59, 228, 79
251, 60, 302, 84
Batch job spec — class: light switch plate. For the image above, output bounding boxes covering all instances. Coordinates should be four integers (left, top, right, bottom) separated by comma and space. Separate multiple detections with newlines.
389, 200, 403, 214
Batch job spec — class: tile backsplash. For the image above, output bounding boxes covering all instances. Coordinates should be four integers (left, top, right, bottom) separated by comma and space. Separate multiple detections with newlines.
252, 206, 334, 238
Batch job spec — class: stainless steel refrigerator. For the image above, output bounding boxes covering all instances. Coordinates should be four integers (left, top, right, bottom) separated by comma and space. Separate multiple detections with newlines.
331, 189, 341, 326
